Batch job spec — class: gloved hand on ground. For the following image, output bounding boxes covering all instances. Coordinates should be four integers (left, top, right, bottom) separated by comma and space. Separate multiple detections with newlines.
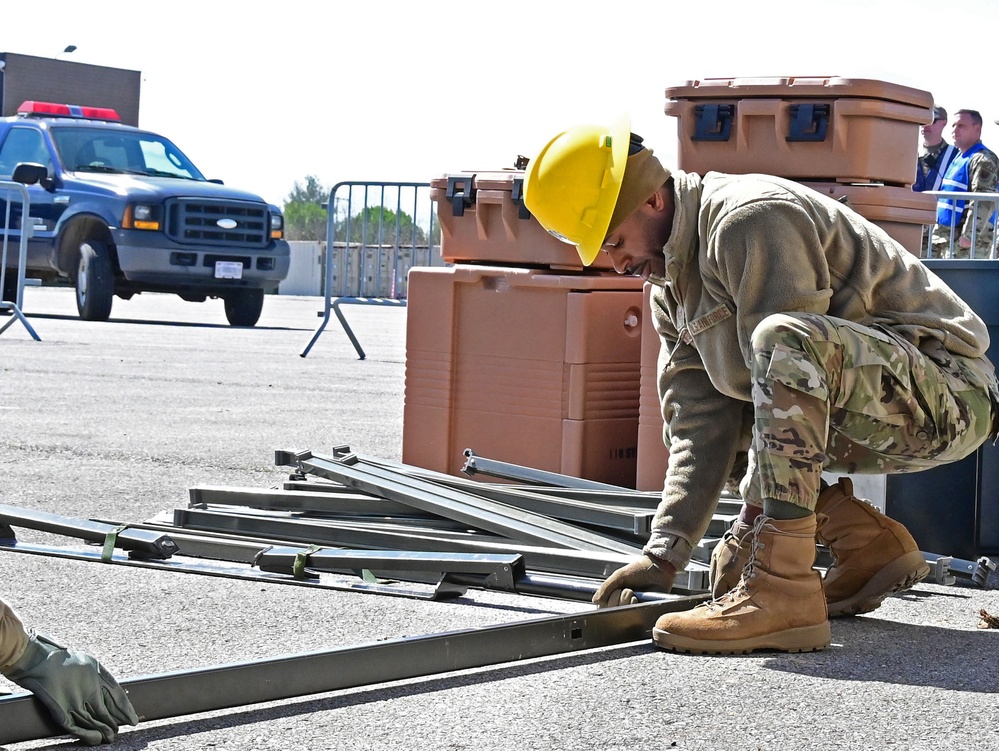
592, 554, 677, 607
2, 632, 139, 745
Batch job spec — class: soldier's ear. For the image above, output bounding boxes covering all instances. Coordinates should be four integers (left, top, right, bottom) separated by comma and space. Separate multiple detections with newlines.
646, 188, 664, 211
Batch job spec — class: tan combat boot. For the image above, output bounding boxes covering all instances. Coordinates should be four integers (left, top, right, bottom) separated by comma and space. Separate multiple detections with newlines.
708, 519, 753, 598
816, 478, 930, 617
653, 514, 830, 655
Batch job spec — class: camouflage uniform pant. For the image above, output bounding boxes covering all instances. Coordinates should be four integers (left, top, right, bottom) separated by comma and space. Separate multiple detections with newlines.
741, 313, 997, 511
930, 222, 996, 259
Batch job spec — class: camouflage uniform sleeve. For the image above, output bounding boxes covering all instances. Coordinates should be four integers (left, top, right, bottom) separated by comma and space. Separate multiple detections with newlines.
0, 598, 30, 673
959, 150, 999, 241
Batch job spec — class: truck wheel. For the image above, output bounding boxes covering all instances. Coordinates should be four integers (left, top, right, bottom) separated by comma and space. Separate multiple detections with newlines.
223, 288, 264, 327
76, 240, 115, 321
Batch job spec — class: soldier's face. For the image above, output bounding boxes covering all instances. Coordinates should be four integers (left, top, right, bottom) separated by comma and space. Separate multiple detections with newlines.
601, 189, 674, 283
921, 117, 946, 144
952, 113, 982, 152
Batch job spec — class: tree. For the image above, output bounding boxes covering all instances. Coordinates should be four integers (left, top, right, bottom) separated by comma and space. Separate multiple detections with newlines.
283, 175, 328, 241
332, 205, 439, 247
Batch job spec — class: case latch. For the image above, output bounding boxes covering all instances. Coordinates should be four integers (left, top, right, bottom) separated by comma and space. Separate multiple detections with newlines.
445, 174, 476, 217
786, 103, 830, 142
692, 103, 734, 142
511, 177, 531, 220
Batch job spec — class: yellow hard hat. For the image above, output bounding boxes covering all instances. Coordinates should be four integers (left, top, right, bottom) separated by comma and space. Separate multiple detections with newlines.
523, 118, 630, 266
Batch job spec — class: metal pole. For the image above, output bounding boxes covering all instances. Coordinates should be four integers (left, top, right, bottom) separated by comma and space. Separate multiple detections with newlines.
169, 505, 643, 580
0, 504, 178, 559
254, 546, 676, 602
461, 449, 629, 491
0, 595, 706, 745
298, 452, 641, 554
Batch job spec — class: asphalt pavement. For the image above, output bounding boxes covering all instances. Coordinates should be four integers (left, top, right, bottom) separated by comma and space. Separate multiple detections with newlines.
1, 287, 998, 751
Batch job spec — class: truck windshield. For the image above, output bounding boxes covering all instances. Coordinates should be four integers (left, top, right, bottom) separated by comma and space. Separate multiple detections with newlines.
49, 126, 207, 180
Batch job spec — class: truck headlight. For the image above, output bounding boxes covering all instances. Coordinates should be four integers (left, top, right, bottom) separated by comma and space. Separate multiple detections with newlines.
270, 213, 284, 240
123, 203, 161, 231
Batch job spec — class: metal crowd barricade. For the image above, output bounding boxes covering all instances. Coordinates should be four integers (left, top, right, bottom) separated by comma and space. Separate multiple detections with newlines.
921, 190, 999, 259
0, 180, 41, 341
301, 181, 443, 358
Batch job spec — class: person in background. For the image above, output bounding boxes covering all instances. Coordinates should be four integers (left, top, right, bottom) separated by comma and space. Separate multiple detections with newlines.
0, 597, 138, 745
522, 120, 999, 655
913, 106, 958, 193
932, 109, 999, 258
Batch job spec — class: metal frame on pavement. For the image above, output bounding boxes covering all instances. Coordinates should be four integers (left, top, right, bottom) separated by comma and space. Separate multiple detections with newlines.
461, 448, 628, 490
170, 505, 644, 581
286, 449, 641, 555
195, 477, 657, 538
0, 503, 178, 559
253, 546, 675, 602
0, 508, 652, 602
0, 594, 707, 745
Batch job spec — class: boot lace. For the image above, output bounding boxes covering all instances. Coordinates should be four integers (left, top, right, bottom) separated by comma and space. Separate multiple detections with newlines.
705, 515, 772, 610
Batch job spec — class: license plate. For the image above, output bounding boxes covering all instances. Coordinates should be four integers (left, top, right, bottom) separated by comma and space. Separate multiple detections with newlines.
215, 261, 243, 279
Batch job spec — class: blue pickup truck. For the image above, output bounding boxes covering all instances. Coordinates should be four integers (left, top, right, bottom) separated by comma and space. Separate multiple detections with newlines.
0, 101, 290, 326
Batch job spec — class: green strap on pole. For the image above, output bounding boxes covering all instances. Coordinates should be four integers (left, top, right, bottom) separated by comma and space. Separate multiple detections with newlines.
101, 525, 128, 562
292, 545, 322, 579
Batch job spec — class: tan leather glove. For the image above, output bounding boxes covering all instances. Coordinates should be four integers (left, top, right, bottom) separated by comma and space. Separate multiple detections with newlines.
592, 554, 677, 607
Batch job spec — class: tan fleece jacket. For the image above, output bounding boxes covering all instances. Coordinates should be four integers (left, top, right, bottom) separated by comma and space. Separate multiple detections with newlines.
0, 598, 29, 673
644, 170, 994, 566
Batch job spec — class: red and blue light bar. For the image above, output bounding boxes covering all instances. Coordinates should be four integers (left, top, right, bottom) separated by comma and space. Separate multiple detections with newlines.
16, 100, 121, 122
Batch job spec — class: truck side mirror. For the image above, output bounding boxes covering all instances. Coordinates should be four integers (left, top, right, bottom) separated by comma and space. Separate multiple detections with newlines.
12, 162, 54, 191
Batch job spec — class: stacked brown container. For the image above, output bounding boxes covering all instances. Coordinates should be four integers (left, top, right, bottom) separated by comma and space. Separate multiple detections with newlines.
402, 172, 645, 487
663, 76, 937, 250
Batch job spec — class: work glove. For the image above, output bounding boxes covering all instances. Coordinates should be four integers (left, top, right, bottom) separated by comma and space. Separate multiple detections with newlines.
592, 554, 677, 608
2, 632, 139, 746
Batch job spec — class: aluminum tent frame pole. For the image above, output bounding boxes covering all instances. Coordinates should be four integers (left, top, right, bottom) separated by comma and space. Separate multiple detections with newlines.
288, 450, 640, 555
460, 449, 626, 490
193, 481, 656, 537
0, 595, 706, 745
0, 504, 178, 559
253, 546, 675, 602
167, 506, 710, 592
0, 539, 501, 601
189, 485, 422, 517
169, 506, 648, 580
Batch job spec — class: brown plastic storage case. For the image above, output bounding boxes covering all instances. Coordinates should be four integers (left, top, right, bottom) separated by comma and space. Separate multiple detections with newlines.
800, 182, 937, 255
403, 266, 644, 487
664, 77, 934, 185
430, 170, 615, 271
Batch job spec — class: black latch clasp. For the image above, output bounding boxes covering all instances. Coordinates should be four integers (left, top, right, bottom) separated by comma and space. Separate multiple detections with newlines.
511, 177, 531, 220
692, 104, 734, 142
786, 103, 829, 142
446, 174, 476, 217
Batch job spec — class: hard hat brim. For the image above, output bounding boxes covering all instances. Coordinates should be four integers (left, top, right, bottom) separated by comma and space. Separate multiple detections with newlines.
575, 115, 631, 266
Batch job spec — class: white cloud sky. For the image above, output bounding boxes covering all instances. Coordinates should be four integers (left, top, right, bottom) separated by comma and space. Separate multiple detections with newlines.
3, 0, 997, 206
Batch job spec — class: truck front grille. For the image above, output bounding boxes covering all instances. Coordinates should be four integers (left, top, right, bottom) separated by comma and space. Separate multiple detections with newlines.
166, 199, 270, 248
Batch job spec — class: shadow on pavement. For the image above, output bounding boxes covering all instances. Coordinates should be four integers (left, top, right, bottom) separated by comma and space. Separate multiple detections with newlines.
24, 312, 311, 332
764, 615, 999, 693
